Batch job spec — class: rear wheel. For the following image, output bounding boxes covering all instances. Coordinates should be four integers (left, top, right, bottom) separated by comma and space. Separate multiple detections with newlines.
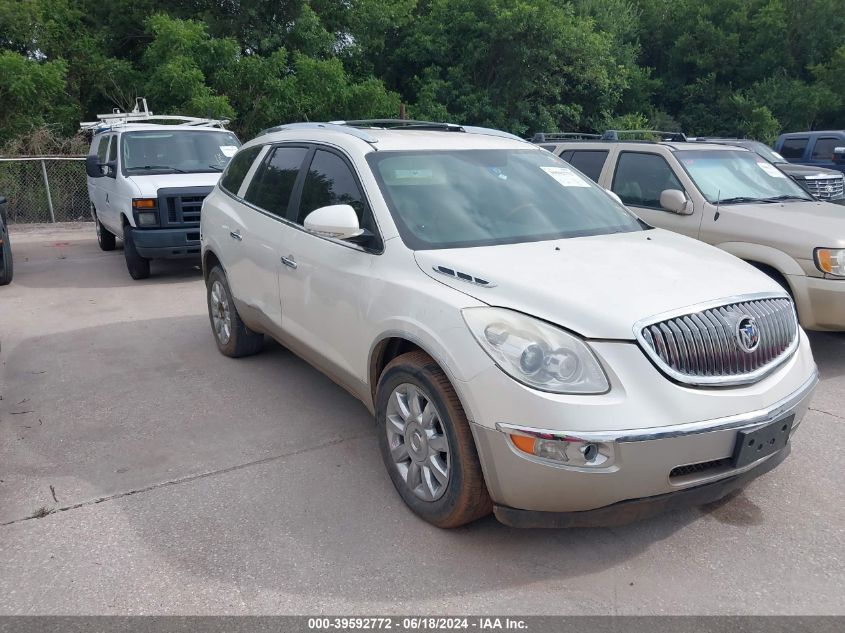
206, 265, 264, 357
123, 226, 150, 280
93, 205, 116, 251
376, 351, 492, 527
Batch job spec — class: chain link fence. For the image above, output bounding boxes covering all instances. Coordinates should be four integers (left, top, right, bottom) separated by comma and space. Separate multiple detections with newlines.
0, 157, 90, 223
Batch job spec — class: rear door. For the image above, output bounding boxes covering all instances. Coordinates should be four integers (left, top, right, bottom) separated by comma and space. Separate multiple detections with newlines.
223, 144, 309, 330
807, 136, 842, 170
609, 150, 701, 238
778, 136, 810, 165
567, 149, 609, 183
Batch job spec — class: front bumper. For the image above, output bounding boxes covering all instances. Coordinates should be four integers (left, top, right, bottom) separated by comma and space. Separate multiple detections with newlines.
131, 227, 201, 259
790, 274, 845, 331
468, 365, 817, 522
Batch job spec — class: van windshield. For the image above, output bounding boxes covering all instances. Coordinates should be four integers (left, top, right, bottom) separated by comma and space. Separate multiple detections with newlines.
676, 149, 813, 204
367, 149, 644, 250
121, 130, 240, 175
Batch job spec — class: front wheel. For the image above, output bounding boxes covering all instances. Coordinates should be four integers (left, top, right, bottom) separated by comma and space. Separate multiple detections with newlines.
123, 226, 150, 280
376, 351, 492, 527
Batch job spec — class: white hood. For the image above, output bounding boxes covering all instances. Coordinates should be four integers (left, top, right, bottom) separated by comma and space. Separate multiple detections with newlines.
127, 172, 222, 196
414, 229, 785, 340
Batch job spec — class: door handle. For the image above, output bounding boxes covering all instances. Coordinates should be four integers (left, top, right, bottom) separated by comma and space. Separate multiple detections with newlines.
229, 230, 242, 241
280, 255, 297, 270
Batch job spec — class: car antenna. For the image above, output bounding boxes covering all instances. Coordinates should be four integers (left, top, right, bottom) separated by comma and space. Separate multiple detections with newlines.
714, 190, 721, 221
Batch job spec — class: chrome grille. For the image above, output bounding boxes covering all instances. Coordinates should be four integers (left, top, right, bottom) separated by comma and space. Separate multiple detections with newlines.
803, 175, 844, 200
636, 295, 799, 386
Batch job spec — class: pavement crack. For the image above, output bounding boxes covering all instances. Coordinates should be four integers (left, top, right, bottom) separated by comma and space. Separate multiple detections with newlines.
808, 407, 845, 422
1, 431, 372, 527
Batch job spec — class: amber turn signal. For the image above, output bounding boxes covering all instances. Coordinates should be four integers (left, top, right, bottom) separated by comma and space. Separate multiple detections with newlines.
132, 198, 157, 209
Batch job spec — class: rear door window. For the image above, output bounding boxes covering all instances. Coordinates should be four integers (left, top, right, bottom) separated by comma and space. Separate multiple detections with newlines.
568, 150, 609, 182
811, 137, 842, 160
611, 152, 684, 208
780, 137, 808, 160
244, 146, 309, 217
220, 146, 263, 196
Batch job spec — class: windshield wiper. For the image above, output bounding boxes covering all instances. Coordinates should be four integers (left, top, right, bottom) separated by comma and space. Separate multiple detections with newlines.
207, 164, 224, 171
759, 194, 813, 202
716, 196, 775, 205
126, 165, 187, 173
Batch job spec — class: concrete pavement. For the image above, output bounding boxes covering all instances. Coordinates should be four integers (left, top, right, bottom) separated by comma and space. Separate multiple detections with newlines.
1, 224, 843, 614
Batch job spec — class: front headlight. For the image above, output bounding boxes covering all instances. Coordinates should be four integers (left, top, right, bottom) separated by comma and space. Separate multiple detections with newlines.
814, 248, 845, 276
462, 307, 609, 394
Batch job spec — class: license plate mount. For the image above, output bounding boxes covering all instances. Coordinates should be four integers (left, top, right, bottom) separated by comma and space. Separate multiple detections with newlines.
732, 415, 794, 469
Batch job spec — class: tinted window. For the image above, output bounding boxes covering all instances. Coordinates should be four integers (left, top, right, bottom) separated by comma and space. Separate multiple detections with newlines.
95, 135, 109, 162
367, 149, 643, 250
220, 146, 262, 195
811, 137, 841, 159
612, 152, 684, 208
244, 146, 308, 217
780, 137, 808, 159
559, 150, 574, 162
298, 150, 374, 235
568, 150, 608, 182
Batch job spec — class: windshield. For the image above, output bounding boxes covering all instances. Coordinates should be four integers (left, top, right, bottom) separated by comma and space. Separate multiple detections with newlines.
676, 149, 813, 204
121, 130, 240, 175
367, 149, 644, 250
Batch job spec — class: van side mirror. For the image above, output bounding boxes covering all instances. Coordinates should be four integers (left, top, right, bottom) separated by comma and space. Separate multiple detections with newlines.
85, 155, 104, 178
660, 189, 692, 215
303, 204, 363, 240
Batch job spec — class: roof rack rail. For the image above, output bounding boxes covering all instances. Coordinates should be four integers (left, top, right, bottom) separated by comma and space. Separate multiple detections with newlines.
531, 132, 601, 143
258, 120, 528, 144
601, 129, 687, 142
80, 98, 230, 133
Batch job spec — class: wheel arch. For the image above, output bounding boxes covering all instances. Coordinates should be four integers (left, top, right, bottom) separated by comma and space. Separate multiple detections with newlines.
203, 248, 222, 282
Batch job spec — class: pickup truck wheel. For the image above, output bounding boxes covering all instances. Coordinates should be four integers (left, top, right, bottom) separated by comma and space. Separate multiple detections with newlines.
123, 227, 150, 280
0, 222, 12, 286
376, 351, 492, 528
206, 265, 264, 357
93, 206, 116, 251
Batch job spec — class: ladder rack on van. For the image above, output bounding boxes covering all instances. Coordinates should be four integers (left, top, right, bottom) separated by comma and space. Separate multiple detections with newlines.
80, 98, 230, 133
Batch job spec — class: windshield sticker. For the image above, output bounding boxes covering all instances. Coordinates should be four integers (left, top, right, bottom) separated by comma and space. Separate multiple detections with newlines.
220, 145, 238, 157
757, 162, 786, 178
393, 169, 434, 179
540, 166, 591, 187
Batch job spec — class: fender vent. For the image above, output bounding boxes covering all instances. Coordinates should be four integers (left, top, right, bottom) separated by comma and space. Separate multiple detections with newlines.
433, 266, 496, 288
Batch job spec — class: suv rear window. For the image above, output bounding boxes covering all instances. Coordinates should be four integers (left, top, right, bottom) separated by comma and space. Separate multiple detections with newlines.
567, 150, 608, 182
780, 137, 808, 160
220, 146, 262, 195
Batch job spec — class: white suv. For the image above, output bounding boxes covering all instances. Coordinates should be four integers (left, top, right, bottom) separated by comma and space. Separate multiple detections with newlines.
201, 121, 818, 528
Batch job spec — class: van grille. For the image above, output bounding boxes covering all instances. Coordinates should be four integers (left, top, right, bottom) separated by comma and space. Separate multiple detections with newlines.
158, 187, 213, 227
637, 296, 798, 386
802, 175, 844, 200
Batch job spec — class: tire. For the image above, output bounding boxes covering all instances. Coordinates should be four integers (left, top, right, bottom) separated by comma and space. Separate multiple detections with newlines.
123, 226, 150, 280
376, 350, 492, 528
93, 206, 116, 251
0, 220, 13, 286
206, 265, 264, 357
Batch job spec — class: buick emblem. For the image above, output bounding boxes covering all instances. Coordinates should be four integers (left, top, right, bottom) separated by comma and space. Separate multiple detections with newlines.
736, 315, 760, 353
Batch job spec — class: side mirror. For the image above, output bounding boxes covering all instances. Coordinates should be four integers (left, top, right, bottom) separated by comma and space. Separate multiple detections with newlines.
303, 204, 363, 240
604, 189, 624, 205
105, 160, 118, 178
833, 147, 845, 163
660, 189, 691, 215
85, 155, 104, 178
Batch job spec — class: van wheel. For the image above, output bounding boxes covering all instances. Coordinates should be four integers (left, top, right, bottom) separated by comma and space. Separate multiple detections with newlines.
93, 207, 116, 251
123, 227, 150, 280
376, 351, 492, 528
206, 265, 264, 357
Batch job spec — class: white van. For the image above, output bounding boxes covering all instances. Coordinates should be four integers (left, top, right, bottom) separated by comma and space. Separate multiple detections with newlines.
83, 100, 240, 279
